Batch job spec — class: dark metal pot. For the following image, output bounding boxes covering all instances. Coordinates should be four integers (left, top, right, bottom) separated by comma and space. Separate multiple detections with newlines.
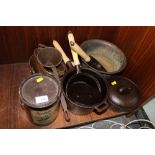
105, 75, 141, 112
62, 68, 109, 115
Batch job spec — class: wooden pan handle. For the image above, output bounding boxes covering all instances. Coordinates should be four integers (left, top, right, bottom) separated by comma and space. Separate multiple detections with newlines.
53, 40, 70, 64
69, 40, 91, 62
68, 32, 80, 66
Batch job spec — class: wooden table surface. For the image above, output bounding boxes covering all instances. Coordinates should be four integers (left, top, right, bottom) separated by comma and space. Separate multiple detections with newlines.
0, 63, 125, 129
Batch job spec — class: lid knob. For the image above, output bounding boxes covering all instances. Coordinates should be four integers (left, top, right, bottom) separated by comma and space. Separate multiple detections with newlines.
118, 87, 132, 95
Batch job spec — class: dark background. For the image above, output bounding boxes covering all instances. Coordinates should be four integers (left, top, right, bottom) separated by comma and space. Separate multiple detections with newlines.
0, 26, 155, 104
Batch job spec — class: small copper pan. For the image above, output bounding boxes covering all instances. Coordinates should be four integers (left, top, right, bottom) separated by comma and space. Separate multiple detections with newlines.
33, 44, 66, 77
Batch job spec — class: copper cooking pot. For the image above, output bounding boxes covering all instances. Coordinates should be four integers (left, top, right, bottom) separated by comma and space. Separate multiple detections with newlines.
29, 44, 66, 77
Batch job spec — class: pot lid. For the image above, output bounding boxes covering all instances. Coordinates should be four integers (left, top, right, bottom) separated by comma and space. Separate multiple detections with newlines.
107, 76, 140, 108
19, 73, 60, 109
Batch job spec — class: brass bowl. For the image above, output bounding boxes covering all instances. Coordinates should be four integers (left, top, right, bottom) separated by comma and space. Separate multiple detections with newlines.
81, 39, 127, 75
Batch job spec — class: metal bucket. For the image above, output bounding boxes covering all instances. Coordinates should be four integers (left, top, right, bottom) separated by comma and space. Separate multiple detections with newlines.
19, 73, 61, 126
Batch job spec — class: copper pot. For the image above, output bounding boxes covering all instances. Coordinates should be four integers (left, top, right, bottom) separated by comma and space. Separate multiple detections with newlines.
29, 44, 66, 77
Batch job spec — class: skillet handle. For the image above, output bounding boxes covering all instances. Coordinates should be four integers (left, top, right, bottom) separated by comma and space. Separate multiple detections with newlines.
68, 31, 80, 66
60, 93, 70, 122
94, 100, 109, 114
70, 41, 91, 62
66, 61, 74, 70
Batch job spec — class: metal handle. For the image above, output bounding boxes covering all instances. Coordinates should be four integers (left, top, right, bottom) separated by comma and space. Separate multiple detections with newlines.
29, 55, 36, 74
94, 100, 109, 114
60, 93, 70, 122
29, 54, 50, 75
66, 61, 74, 70
50, 65, 59, 79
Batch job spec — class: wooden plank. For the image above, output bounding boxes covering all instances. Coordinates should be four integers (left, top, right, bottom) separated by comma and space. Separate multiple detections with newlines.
0, 64, 13, 128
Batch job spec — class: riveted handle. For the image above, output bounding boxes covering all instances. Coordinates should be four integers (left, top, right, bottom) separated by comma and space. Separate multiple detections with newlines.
53, 40, 70, 64
69, 41, 91, 62
68, 31, 80, 66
